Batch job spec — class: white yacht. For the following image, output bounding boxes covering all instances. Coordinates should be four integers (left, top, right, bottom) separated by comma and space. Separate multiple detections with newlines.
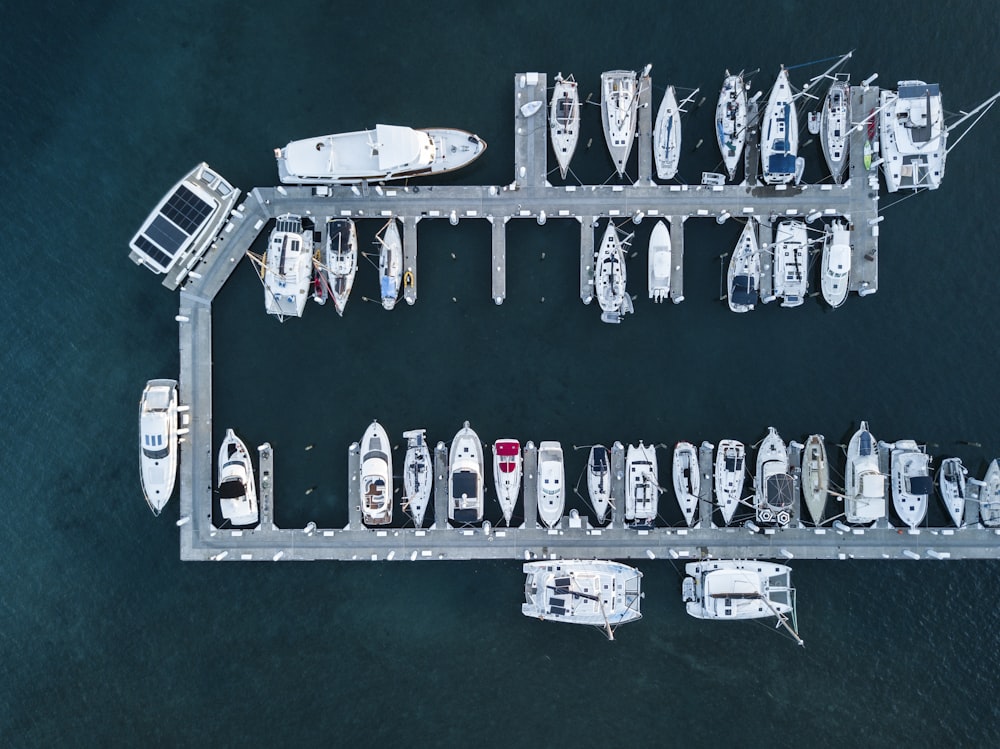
601, 70, 639, 176
647, 219, 672, 302
821, 219, 851, 309
979, 460, 1000, 527
801, 435, 829, 525
760, 68, 800, 185
587, 445, 612, 524
449, 421, 484, 525
653, 85, 682, 181
845, 421, 886, 525
537, 441, 565, 528
626, 441, 658, 527
672, 442, 699, 527
263, 214, 313, 320
715, 72, 748, 182
937, 457, 968, 528
755, 427, 794, 526
549, 74, 580, 180
217, 428, 258, 528
493, 439, 522, 526
714, 440, 745, 525
890, 439, 931, 528
274, 124, 486, 184
772, 219, 808, 308
728, 219, 760, 313
378, 219, 403, 310
522, 560, 643, 638
595, 222, 633, 323
821, 76, 851, 184
360, 420, 393, 526
879, 81, 945, 192
682, 560, 800, 638
324, 218, 357, 316
402, 429, 432, 528
139, 379, 178, 516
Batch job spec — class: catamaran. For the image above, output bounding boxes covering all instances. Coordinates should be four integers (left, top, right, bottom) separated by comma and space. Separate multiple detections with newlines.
323, 218, 357, 316
653, 85, 682, 181
672, 442, 699, 527
217, 428, 258, 528
378, 219, 403, 310
647, 219, 672, 302
550, 74, 580, 180
714, 440, 745, 525
879, 81, 945, 192
728, 219, 760, 313
139, 379, 178, 516
587, 445, 612, 524
760, 68, 800, 185
626, 441, 658, 527
821, 219, 851, 309
890, 439, 931, 528
601, 70, 639, 176
537, 441, 565, 529
449, 421, 484, 526
360, 420, 393, 526
821, 76, 851, 184
493, 439, 522, 526
845, 421, 886, 525
263, 214, 313, 320
801, 435, 829, 525
937, 457, 968, 528
402, 429, 432, 528
715, 72, 747, 182
595, 221, 634, 323
978, 460, 1000, 527
754, 427, 794, 526
772, 219, 809, 308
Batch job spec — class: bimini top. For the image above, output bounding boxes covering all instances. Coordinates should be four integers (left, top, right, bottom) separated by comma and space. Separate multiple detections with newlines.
731, 275, 757, 305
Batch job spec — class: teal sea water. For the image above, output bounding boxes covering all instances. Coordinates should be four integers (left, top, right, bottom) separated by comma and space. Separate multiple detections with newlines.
3, 1, 1000, 745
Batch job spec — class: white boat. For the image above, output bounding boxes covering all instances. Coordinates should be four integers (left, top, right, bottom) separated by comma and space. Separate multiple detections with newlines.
672, 442, 699, 527
449, 421, 484, 525
715, 72, 747, 181
653, 85, 682, 181
360, 420, 392, 526
549, 74, 580, 180
890, 439, 931, 529
626, 441, 659, 526
263, 214, 313, 320
587, 445, 612, 524
728, 219, 760, 313
760, 68, 800, 185
492, 439, 522, 526
772, 219, 808, 308
378, 219, 403, 311
402, 429, 432, 528
821, 76, 851, 184
595, 222, 634, 323
879, 81, 945, 192
324, 218, 357, 316
937, 457, 968, 528
647, 219, 672, 302
217, 428, 258, 528
754, 427, 794, 526
979, 460, 1000, 527
537, 441, 565, 528
801, 435, 829, 525
274, 124, 487, 184
522, 560, 643, 638
845, 421, 886, 525
601, 70, 639, 176
821, 219, 851, 309
520, 100, 543, 118
139, 379, 178, 516
714, 440, 745, 525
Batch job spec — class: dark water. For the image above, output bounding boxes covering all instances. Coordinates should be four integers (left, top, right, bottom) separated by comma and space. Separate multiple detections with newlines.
4, 1, 1000, 745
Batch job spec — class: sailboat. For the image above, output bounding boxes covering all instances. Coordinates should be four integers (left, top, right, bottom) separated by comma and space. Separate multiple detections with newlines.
360, 420, 393, 526
601, 69, 639, 176
801, 435, 829, 525
715, 72, 748, 181
217, 428, 259, 528
771, 219, 808, 308
714, 440, 745, 525
845, 421, 886, 525
754, 427, 794, 526
937, 457, 968, 528
139, 379, 179, 516
821, 219, 851, 309
324, 218, 357, 316
378, 218, 403, 310
821, 76, 851, 184
587, 445, 612, 524
728, 219, 760, 313
594, 221, 634, 323
647, 219, 672, 302
549, 74, 580, 180
653, 85, 682, 181
492, 439, 522, 526
626, 441, 658, 527
890, 440, 931, 528
402, 429, 432, 528
537, 441, 565, 529
760, 68, 800, 185
672, 442, 699, 527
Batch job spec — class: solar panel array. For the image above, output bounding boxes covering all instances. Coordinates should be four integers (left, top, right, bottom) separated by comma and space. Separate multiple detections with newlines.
133, 185, 214, 271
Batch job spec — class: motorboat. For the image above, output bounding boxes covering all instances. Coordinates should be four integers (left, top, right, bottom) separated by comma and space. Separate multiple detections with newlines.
879, 81, 945, 192
449, 421, 484, 525
890, 439, 931, 528
587, 445, 612, 524
653, 85, 682, 181
324, 218, 357, 316
771, 219, 808, 308
672, 442, 699, 527
520, 100, 543, 118
217, 428, 258, 528
493, 439, 522, 526
845, 421, 886, 525
601, 70, 639, 176
274, 124, 487, 184
360, 420, 393, 526
522, 560, 643, 638
647, 219, 672, 302
537, 441, 565, 528
626, 441, 659, 527
595, 221, 634, 323
139, 379, 178, 516
979, 460, 1000, 527
821, 76, 851, 184
549, 74, 580, 180
760, 68, 800, 185
801, 435, 829, 525
263, 214, 313, 320
821, 219, 851, 309
714, 440, 745, 525
937, 457, 968, 527
378, 219, 403, 310
754, 427, 794, 526
728, 219, 760, 313
715, 72, 747, 181
402, 429, 432, 528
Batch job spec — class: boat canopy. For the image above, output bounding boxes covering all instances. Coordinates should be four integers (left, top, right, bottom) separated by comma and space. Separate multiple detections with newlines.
496, 441, 520, 457
829, 242, 851, 271
766, 474, 795, 508
860, 472, 885, 498
219, 479, 247, 500
908, 475, 933, 497
768, 152, 797, 175
452, 471, 478, 499
731, 275, 757, 305
375, 124, 432, 172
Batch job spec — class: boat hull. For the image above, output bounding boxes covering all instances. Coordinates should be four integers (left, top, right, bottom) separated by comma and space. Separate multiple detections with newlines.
587, 445, 612, 523
647, 220, 672, 302
845, 421, 885, 525
601, 70, 638, 177
715, 74, 747, 181
937, 457, 967, 528
449, 422, 484, 525
537, 441, 565, 528
653, 85, 681, 181
217, 428, 259, 528
727, 220, 760, 313
801, 435, 829, 525
325, 218, 357, 317
139, 379, 179, 515
714, 440, 745, 525
820, 79, 851, 184
760, 69, 799, 185
672, 442, 699, 527
549, 76, 580, 179
821, 220, 850, 309
492, 439, 522, 526
360, 421, 393, 526
626, 442, 658, 526
890, 440, 930, 528
379, 219, 403, 310
403, 429, 432, 528
523, 560, 643, 627
682, 560, 794, 621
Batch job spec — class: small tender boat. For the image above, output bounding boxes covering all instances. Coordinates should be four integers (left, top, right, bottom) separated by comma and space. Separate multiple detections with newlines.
360, 420, 393, 526
979, 459, 1000, 527
520, 100, 543, 118
493, 439, 522, 526
937, 457, 968, 528
653, 85, 682, 181
217, 428, 259, 528
715, 72, 747, 181
772, 219, 809, 308
595, 221, 634, 324
845, 421, 886, 525
714, 440, 745, 525
549, 74, 580, 180
821, 219, 851, 309
402, 429, 432, 528
626, 441, 659, 527
760, 68, 800, 185
647, 219, 672, 302
890, 439, 931, 528
801, 435, 829, 525
672, 441, 700, 527
449, 421, 484, 526
755, 427, 794, 526
728, 219, 760, 313
587, 445, 612, 524
139, 379, 178, 516
263, 214, 313, 320
378, 219, 403, 311
601, 69, 639, 176
324, 218, 357, 316
537, 441, 565, 529
821, 76, 851, 184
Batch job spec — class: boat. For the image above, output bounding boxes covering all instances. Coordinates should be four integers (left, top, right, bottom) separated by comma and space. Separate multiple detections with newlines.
845, 421, 886, 525
537, 441, 565, 528
760, 68, 800, 185
520, 100, 543, 118
626, 441, 659, 527
715, 72, 747, 181
274, 124, 487, 184
522, 559, 643, 639
801, 435, 829, 525
714, 440, 745, 525
601, 70, 639, 176
727, 219, 760, 313
980, 460, 1000, 527
360, 420, 392, 526
402, 429, 432, 528
864, 107, 877, 170
449, 421, 484, 525
378, 219, 403, 310
672, 442, 699, 527
890, 439, 931, 528
139, 379, 178, 516
647, 220, 672, 302
217, 428, 258, 528
549, 74, 580, 180
754, 427, 794, 526
594, 221, 634, 323
263, 214, 313, 320
493, 439, 522, 526
653, 85, 682, 180
821, 219, 851, 309
324, 218, 357, 316
821, 76, 851, 184
879, 81, 945, 192
937, 457, 968, 527
771, 219, 809, 308
587, 445, 612, 524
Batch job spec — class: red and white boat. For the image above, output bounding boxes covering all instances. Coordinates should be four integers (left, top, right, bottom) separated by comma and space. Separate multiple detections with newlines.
492, 439, 522, 526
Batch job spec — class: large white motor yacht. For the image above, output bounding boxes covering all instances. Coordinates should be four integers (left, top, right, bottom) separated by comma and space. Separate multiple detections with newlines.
647, 219, 672, 302
449, 421, 484, 525
772, 219, 808, 308
879, 81, 945, 192
821, 219, 851, 309
217, 428, 259, 528
890, 439, 931, 528
139, 379, 178, 516
845, 421, 886, 525
360, 420, 393, 526
536, 441, 565, 529
264, 214, 313, 320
